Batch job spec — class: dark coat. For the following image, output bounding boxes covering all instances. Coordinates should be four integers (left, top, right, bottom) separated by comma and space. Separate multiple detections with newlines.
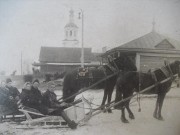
0, 87, 10, 105
42, 90, 64, 115
0, 87, 18, 112
6, 86, 20, 99
19, 87, 49, 115
19, 87, 42, 108
42, 90, 59, 108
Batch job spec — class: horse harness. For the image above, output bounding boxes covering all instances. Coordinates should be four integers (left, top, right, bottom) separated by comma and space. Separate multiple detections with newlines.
148, 62, 175, 93
76, 56, 120, 80
160, 62, 175, 81
76, 67, 93, 79
136, 63, 174, 111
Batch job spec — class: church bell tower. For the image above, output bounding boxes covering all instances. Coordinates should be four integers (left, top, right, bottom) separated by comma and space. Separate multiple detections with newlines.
63, 9, 79, 47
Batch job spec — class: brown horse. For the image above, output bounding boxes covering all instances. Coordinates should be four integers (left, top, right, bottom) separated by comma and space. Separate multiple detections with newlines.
115, 60, 180, 123
62, 54, 137, 112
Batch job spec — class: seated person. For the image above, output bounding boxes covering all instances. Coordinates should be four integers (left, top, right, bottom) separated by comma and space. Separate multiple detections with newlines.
42, 81, 67, 109
19, 82, 77, 129
31, 79, 41, 96
5, 78, 20, 101
19, 82, 43, 111
0, 80, 19, 114
42, 81, 77, 129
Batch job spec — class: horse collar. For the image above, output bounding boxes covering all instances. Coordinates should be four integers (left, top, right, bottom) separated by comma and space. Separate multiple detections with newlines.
160, 66, 170, 78
78, 68, 88, 77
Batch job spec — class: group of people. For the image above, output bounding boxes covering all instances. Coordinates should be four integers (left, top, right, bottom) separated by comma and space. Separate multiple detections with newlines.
0, 78, 77, 129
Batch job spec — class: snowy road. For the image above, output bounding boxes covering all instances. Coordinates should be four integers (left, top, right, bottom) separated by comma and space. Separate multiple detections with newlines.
0, 86, 180, 135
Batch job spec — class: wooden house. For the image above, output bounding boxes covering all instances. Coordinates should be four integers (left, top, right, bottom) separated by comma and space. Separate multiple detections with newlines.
33, 47, 101, 74
102, 31, 180, 72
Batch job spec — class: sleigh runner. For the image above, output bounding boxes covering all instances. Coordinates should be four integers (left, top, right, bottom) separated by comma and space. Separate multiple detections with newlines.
0, 105, 26, 123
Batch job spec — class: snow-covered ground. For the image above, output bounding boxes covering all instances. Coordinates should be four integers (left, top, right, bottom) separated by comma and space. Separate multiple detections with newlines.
0, 86, 180, 135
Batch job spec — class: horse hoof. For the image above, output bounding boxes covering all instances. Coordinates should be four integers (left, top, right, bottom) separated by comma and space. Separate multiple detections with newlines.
158, 116, 164, 121
103, 109, 107, 113
121, 117, 129, 123
101, 107, 106, 113
107, 109, 112, 113
153, 114, 158, 119
129, 114, 135, 119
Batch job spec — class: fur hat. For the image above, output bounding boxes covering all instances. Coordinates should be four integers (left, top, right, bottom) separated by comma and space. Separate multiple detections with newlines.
33, 79, 39, 84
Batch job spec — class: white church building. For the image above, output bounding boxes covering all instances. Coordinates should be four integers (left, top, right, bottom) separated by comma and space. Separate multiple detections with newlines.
33, 9, 101, 74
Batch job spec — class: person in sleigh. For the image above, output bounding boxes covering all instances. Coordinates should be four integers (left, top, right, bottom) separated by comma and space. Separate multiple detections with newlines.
18, 81, 77, 129
0, 79, 20, 115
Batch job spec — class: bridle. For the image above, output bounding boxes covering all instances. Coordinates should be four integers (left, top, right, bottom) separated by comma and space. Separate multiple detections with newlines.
107, 56, 121, 73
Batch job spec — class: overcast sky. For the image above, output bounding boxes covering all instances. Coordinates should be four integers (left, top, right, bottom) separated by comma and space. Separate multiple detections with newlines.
0, 0, 180, 75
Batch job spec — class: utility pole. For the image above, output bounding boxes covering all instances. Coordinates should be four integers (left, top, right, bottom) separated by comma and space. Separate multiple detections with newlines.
79, 9, 84, 68
21, 51, 22, 75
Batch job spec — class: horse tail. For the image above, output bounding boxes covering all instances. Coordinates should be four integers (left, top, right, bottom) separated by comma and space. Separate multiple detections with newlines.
114, 78, 123, 110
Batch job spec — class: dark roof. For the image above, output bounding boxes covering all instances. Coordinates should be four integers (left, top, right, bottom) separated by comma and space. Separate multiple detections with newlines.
39, 47, 98, 63
102, 31, 180, 57
118, 31, 180, 49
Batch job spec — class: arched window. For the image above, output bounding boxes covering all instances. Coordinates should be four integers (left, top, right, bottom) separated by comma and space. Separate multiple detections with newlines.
66, 31, 68, 37
74, 31, 76, 37
70, 31, 72, 36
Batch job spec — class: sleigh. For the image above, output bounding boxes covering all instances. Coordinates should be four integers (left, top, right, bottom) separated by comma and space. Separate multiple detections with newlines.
0, 105, 25, 122
17, 97, 92, 129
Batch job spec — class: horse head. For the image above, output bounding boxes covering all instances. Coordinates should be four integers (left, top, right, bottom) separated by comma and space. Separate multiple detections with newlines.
113, 54, 137, 71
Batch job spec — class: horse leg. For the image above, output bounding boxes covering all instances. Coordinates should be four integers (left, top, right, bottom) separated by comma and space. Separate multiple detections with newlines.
107, 85, 115, 113
153, 94, 160, 119
101, 88, 108, 112
126, 100, 135, 120
121, 104, 129, 123
157, 93, 166, 120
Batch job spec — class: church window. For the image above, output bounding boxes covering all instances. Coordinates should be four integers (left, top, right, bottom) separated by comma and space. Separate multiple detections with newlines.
74, 31, 76, 37
70, 31, 72, 36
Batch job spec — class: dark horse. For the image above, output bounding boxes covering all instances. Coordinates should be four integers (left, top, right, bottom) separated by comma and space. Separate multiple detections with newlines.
62, 54, 137, 112
114, 60, 180, 123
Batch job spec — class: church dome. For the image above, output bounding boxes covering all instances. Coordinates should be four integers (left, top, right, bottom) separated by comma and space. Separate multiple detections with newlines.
65, 22, 78, 28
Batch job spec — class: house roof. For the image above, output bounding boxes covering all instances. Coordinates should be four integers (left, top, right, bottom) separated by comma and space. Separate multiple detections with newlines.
39, 47, 99, 63
118, 31, 180, 49
103, 31, 180, 57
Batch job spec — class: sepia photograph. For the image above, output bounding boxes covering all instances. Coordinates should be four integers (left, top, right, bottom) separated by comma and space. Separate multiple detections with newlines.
0, 0, 180, 135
